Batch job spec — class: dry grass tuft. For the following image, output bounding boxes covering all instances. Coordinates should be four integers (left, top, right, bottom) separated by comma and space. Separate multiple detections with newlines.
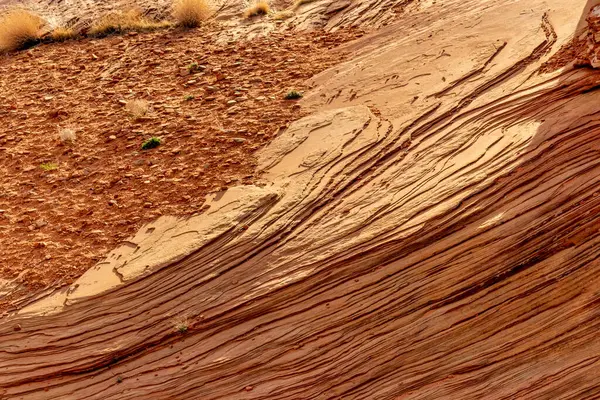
292, 0, 317, 10
0, 9, 44, 52
51, 27, 78, 42
40, 162, 58, 171
173, 0, 211, 28
244, 1, 270, 18
90, 10, 171, 37
272, 10, 294, 20
125, 99, 150, 120
59, 127, 76, 142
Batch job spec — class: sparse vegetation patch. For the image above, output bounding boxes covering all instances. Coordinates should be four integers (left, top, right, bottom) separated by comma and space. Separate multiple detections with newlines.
50, 27, 78, 42
90, 10, 171, 37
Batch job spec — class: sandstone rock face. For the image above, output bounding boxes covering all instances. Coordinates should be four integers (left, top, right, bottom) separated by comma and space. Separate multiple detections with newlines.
2, 0, 600, 399
587, 5, 600, 67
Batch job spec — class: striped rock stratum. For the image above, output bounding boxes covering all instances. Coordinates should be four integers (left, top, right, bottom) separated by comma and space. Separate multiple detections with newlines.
2, 0, 600, 398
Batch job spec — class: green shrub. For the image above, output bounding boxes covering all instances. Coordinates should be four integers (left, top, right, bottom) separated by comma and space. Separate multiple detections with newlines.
141, 137, 161, 150
284, 90, 303, 100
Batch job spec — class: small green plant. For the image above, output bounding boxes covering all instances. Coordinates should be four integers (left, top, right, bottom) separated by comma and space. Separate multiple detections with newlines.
184, 94, 195, 101
177, 323, 188, 333
40, 162, 58, 171
174, 315, 190, 333
141, 137, 161, 150
187, 62, 199, 73
284, 90, 303, 100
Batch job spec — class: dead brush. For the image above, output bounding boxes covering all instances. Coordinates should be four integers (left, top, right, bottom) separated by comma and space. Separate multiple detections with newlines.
272, 10, 294, 20
292, 0, 317, 10
244, 1, 270, 18
50, 27, 78, 42
0, 9, 44, 52
90, 10, 171, 37
173, 0, 212, 28
58, 127, 76, 143
125, 99, 150, 120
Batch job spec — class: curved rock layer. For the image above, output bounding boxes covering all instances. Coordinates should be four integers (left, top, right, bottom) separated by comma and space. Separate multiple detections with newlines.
3, 0, 600, 399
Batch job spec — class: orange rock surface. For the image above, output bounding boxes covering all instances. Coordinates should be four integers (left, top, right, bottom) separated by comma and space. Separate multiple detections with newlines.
2, 0, 600, 399
0, 25, 360, 310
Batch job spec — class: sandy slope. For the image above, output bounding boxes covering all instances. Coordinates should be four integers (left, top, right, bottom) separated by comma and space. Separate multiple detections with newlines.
0, 23, 360, 312
2, 0, 600, 398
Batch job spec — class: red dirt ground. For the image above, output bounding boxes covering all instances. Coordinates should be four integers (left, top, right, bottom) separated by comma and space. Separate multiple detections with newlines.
0, 24, 362, 310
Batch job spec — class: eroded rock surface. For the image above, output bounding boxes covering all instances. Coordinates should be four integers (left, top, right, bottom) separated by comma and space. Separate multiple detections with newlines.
2, 0, 600, 399
586, 5, 600, 67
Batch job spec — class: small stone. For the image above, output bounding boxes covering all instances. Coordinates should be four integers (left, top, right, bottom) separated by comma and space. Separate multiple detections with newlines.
13, 324, 21, 331
44, 96, 53, 101
233, 138, 246, 143
118, 99, 127, 105
244, 386, 253, 391
144, 180, 151, 184
206, 86, 218, 92
109, 135, 117, 140
255, 96, 266, 101
227, 100, 237, 105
